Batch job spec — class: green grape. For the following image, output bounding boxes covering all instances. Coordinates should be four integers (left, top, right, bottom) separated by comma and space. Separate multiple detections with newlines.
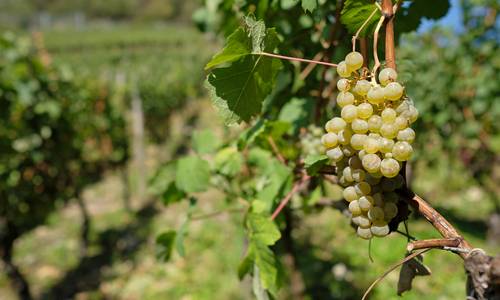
371, 221, 390, 237
357, 103, 373, 119
378, 68, 397, 86
371, 184, 382, 194
343, 186, 359, 202
367, 115, 382, 132
337, 129, 352, 145
353, 79, 371, 96
378, 137, 394, 153
367, 207, 384, 221
392, 141, 413, 161
381, 177, 398, 192
381, 108, 397, 123
372, 193, 384, 206
370, 170, 383, 178
355, 181, 371, 195
380, 158, 400, 178
357, 226, 373, 239
383, 202, 398, 220
384, 82, 404, 100
337, 61, 351, 78
351, 119, 369, 133
342, 145, 356, 157
394, 116, 409, 130
321, 133, 339, 148
358, 149, 367, 160
353, 215, 371, 228
366, 174, 382, 186
396, 101, 410, 114
325, 117, 347, 133
350, 133, 367, 150
408, 105, 419, 123
362, 153, 381, 173
397, 127, 415, 143
345, 51, 364, 70
326, 147, 344, 162
343, 166, 354, 182
363, 136, 379, 154
341, 104, 358, 122
352, 168, 365, 182
337, 78, 350, 92
383, 192, 399, 203
339, 176, 348, 187
380, 123, 398, 139
367, 85, 385, 104
349, 200, 362, 215
359, 195, 374, 211
337, 91, 355, 107
348, 156, 362, 169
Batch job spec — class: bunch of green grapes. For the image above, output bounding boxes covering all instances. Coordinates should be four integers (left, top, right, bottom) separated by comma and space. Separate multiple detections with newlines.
321, 51, 418, 239
301, 125, 326, 157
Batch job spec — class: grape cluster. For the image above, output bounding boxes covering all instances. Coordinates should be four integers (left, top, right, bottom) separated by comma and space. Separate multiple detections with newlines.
322, 51, 419, 239
301, 125, 326, 157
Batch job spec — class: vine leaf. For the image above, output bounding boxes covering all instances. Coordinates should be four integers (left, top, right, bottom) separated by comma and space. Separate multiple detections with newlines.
304, 154, 329, 176
175, 156, 210, 193
192, 129, 220, 154
161, 182, 186, 205
155, 231, 176, 262
397, 254, 432, 295
340, 0, 381, 36
239, 213, 282, 296
205, 17, 282, 123
301, 0, 317, 13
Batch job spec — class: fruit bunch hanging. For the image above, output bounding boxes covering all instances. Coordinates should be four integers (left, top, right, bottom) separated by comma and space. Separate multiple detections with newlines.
322, 51, 419, 239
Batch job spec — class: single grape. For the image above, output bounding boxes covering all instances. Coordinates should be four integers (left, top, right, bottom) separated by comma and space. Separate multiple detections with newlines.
325, 117, 347, 133
384, 82, 404, 100
349, 156, 362, 169
337, 61, 351, 78
350, 133, 367, 150
339, 176, 348, 187
367, 115, 382, 133
408, 105, 419, 123
321, 133, 338, 148
397, 128, 415, 143
392, 141, 413, 161
342, 145, 356, 157
380, 123, 398, 139
367, 207, 385, 221
326, 147, 344, 162
357, 226, 373, 239
337, 78, 350, 92
354, 215, 371, 228
341, 104, 358, 122
343, 186, 358, 202
351, 119, 369, 133
380, 158, 400, 178
396, 101, 410, 115
371, 221, 390, 237
358, 149, 367, 160
370, 170, 383, 178
355, 181, 371, 195
337, 91, 355, 107
365, 174, 382, 186
352, 168, 366, 182
381, 177, 398, 192
362, 153, 381, 173
363, 136, 379, 154
378, 68, 397, 86
338, 129, 353, 145
349, 200, 362, 215
383, 202, 398, 220
367, 85, 385, 105
381, 108, 397, 123
372, 193, 384, 207
359, 195, 374, 211
345, 51, 364, 70
357, 103, 373, 119
343, 166, 354, 182
394, 116, 409, 130
383, 192, 399, 203
378, 137, 394, 153
353, 79, 371, 96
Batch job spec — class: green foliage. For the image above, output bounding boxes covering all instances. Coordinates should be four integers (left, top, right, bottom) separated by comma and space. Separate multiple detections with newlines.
340, 0, 381, 36
175, 156, 211, 193
156, 231, 177, 262
304, 154, 329, 176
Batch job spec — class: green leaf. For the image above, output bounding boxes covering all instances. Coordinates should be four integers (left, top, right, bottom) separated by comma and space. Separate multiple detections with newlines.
192, 129, 220, 154
205, 28, 250, 69
238, 119, 266, 150
250, 241, 280, 294
161, 182, 186, 205
301, 0, 317, 13
304, 154, 329, 176
278, 98, 314, 134
175, 156, 210, 193
214, 146, 244, 176
247, 213, 281, 245
205, 79, 241, 125
156, 231, 177, 262
341, 0, 381, 36
205, 18, 283, 123
253, 265, 271, 300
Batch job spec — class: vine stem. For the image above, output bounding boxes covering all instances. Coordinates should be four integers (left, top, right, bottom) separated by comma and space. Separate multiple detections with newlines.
371, 15, 385, 80
382, 0, 396, 69
259, 52, 338, 68
271, 175, 311, 220
351, 7, 379, 52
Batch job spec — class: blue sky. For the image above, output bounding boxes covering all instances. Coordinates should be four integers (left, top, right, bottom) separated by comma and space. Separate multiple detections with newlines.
418, 0, 463, 33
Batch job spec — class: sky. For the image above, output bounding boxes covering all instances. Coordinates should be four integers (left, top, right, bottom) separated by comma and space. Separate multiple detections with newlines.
418, 0, 463, 33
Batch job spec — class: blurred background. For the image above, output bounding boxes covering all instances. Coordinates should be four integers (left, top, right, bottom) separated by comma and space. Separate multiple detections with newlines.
0, 0, 498, 299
